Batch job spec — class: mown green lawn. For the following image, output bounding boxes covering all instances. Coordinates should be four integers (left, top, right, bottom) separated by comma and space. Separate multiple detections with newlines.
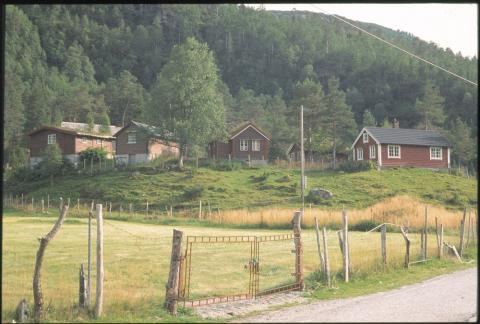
5, 166, 477, 212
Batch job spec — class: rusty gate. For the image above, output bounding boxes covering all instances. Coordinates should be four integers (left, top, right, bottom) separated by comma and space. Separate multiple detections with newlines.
178, 233, 301, 307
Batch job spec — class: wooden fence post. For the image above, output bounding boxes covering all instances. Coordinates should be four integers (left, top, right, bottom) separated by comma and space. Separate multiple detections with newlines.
466, 210, 471, 248
87, 203, 93, 307
41, 199, 45, 214
440, 224, 444, 258
165, 229, 183, 315
79, 264, 87, 309
435, 217, 441, 258
208, 201, 212, 218
21, 193, 24, 209
342, 208, 349, 282
424, 206, 428, 259
459, 207, 467, 258
381, 224, 387, 266
33, 203, 69, 323
314, 217, 325, 271
322, 227, 331, 288
293, 211, 304, 289
198, 200, 202, 219
31, 197, 34, 211
146, 201, 149, 217
170, 206, 173, 218
94, 204, 104, 317
400, 226, 410, 268
420, 231, 425, 260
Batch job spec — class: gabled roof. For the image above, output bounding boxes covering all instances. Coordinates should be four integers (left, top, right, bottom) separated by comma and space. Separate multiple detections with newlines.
28, 123, 117, 139
114, 120, 175, 141
61, 122, 122, 136
229, 121, 270, 141
351, 127, 451, 149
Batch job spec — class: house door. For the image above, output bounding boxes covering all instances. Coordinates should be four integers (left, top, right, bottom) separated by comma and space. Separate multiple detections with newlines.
128, 154, 135, 164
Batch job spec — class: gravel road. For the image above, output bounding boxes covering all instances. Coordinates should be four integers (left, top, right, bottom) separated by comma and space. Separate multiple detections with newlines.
240, 268, 477, 322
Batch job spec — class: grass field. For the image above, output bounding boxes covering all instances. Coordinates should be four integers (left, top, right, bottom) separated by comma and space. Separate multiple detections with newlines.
2, 211, 476, 322
5, 166, 477, 212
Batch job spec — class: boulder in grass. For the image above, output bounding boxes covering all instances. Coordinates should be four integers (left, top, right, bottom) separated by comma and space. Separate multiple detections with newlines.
309, 188, 333, 199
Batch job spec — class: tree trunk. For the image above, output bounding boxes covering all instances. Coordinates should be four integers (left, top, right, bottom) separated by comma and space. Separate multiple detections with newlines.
33, 204, 69, 323
332, 120, 337, 170
178, 144, 185, 169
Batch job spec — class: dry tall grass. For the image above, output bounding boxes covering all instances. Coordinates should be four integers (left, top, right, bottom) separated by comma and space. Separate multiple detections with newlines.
208, 195, 474, 230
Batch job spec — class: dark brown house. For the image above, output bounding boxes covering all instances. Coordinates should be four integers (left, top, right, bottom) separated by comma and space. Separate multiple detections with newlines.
351, 127, 451, 169
208, 121, 270, 164
113, 120, 180, 165
28, 122, 120, 167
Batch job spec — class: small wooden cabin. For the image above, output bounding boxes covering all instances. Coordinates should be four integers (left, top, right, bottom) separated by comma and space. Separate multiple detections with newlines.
208, 121, 270, 164
113, 120, 180, 165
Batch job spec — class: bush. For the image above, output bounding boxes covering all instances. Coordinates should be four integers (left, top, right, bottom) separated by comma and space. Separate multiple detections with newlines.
213, 160, 243, 171
338, 160, 377, 172
79, 147, 108, 162
183, 186, 204, 200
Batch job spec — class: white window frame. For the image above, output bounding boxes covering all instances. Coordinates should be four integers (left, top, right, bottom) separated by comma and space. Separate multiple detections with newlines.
240, 139, 248, 151
47, 134, 56, 145
127, 132, 137, 144
387, 145, 401, 159
96, 139, 101, 144
252, 139, 261, 151
363, 132, 369, 143
369, 145, 376, 159
81, 137, 88, 143
356, 148, 363, 160
430, 146, 442, 160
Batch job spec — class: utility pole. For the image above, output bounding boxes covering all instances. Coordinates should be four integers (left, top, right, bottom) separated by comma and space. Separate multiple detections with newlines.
300, 105, 305, 218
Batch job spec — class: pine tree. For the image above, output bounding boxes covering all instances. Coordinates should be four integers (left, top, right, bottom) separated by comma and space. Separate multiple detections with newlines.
447, 118, 475, 167
362, 110, 376, 127
415, 81, 446, 130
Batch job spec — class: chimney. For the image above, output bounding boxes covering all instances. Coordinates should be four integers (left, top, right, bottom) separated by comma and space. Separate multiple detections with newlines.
393, 118, 399, 129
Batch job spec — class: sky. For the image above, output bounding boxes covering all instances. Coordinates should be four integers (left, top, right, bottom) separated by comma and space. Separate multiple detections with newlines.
246, 3, 478, 58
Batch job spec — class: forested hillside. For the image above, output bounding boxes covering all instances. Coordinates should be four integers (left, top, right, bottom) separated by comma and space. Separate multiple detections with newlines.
5, 4, 477, 169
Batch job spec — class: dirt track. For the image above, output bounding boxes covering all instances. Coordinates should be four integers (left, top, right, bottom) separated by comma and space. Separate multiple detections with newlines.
240, 268, 477, 322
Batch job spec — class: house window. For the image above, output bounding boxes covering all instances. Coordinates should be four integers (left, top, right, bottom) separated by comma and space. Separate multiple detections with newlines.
388, 145, 401, 158
96, 139, 101, 144
369, 145, 376, 159
240, 139, 248, 151
252, 139, 261, 151
81, 137, 88, 143
357, 148, 363, 160
127, 132, 136, 144
430, 146, 442, 160
47, 134, 56, 145
363, 132, 369, 143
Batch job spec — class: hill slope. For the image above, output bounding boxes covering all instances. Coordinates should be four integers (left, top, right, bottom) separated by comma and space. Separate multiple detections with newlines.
5, 166, 477, 211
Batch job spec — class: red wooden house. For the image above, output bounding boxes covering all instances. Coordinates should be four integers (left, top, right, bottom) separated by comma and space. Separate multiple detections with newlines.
28, 122, 121, 167
351, 127, 451, 169
208, 121, 270, 164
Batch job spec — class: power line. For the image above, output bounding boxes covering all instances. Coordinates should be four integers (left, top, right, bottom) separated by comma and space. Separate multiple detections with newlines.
307, 4, 478, 87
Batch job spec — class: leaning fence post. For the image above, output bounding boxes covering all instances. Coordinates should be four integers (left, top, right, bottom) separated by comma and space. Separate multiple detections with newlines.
314, 217, 325, 271
94, 204, 104, 318
292, 211, 304, 289
435, 216, 441, 258
381, 223, 387, 266
459, 207, 467, 258
87, 203, 93, 307
342, 208, 349, 282
400, 226, 410, 268
322, 226, 331, 288
33, 203, 69, 323
165, 229, 183, 315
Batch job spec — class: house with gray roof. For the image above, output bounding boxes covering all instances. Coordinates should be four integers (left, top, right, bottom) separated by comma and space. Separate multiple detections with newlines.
351, 126, 452, 169
113, 120, 179, 165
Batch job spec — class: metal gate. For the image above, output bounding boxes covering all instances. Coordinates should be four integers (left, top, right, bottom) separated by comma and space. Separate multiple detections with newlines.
178, 234, 300, 307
